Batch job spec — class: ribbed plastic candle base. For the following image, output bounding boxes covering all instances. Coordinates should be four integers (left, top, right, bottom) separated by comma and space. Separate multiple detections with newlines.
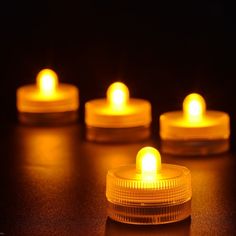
86, 125, 150, 142
161, 139, 229, 155
106, 163, 192, 225
18, 111, 78, 125
108, 200, 191, 225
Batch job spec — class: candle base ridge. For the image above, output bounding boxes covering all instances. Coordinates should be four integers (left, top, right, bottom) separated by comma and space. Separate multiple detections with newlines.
161, 139, 229, 156
108, 200, 191, 225
18, 111, 78, 126
86, 125, 150, 143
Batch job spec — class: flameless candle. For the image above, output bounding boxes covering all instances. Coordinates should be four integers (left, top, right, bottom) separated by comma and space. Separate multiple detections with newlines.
160, 93, 230, 155
17, 69, 79, 124
85, 82, 151, 141
106, 147, 192, 225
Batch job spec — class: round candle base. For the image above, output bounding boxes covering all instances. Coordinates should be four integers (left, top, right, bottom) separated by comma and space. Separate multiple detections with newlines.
86, 125, 150, 143
85, 99, 151, 128
160, 111, 230, 155
108, 200, 191, 225
17, 84, 79, 111
106, 163, 192, 225
18, 111, 78, 125
161, 139, 229, 156
17, 84, 79, 125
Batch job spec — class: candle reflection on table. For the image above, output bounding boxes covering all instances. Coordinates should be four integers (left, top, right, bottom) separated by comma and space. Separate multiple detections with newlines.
105, 217, 191, 236
9, 125, 85, 235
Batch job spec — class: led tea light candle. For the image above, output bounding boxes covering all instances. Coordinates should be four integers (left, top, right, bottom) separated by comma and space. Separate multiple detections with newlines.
106, 147, 192, 225
85, 82, 151, 142
160, 93, 230, 155
17, 69, 79, 124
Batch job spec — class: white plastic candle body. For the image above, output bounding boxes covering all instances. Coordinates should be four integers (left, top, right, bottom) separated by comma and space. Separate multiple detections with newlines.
85, 82, 151, 128
106, 147, 192, 225
17, 69, 79, 124
160, 93, 230, 155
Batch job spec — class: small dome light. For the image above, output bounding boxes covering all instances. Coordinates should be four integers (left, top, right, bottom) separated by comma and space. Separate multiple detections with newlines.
183, 93, 206, 122
36, 69, 58, 96
107, 82, 129, 109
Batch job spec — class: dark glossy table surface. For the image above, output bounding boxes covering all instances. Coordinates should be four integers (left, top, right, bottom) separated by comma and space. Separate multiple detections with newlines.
1, 123, 236, 236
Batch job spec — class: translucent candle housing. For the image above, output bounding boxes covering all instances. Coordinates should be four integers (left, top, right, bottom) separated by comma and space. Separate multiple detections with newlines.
106, 147, 192, 225
85, 82, 151, 142
160, 93, 230, 155
17, 69, 79, 125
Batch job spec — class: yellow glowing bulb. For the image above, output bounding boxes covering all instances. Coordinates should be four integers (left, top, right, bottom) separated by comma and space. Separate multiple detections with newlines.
107, 82, 129, 109
36, 69, 58, 96
136, 147, 161, 176
183, 93, 206, 122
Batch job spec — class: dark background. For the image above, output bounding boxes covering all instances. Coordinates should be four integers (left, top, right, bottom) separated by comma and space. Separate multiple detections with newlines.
1, 1, 236, 235
1, 1, 235, 125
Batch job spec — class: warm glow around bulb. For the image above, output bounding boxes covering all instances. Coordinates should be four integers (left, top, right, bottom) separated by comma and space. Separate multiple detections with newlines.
183, 93, 206, 122
36, 69, 58, 96
136, 147, 161, 178
107, 82, 129, 109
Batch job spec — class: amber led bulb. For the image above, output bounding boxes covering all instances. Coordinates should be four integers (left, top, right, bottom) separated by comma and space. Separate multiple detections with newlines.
85, 82, 151, 142
160, 93, 230, 155
106, 147, 192, 225
17, 69, 79, 124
